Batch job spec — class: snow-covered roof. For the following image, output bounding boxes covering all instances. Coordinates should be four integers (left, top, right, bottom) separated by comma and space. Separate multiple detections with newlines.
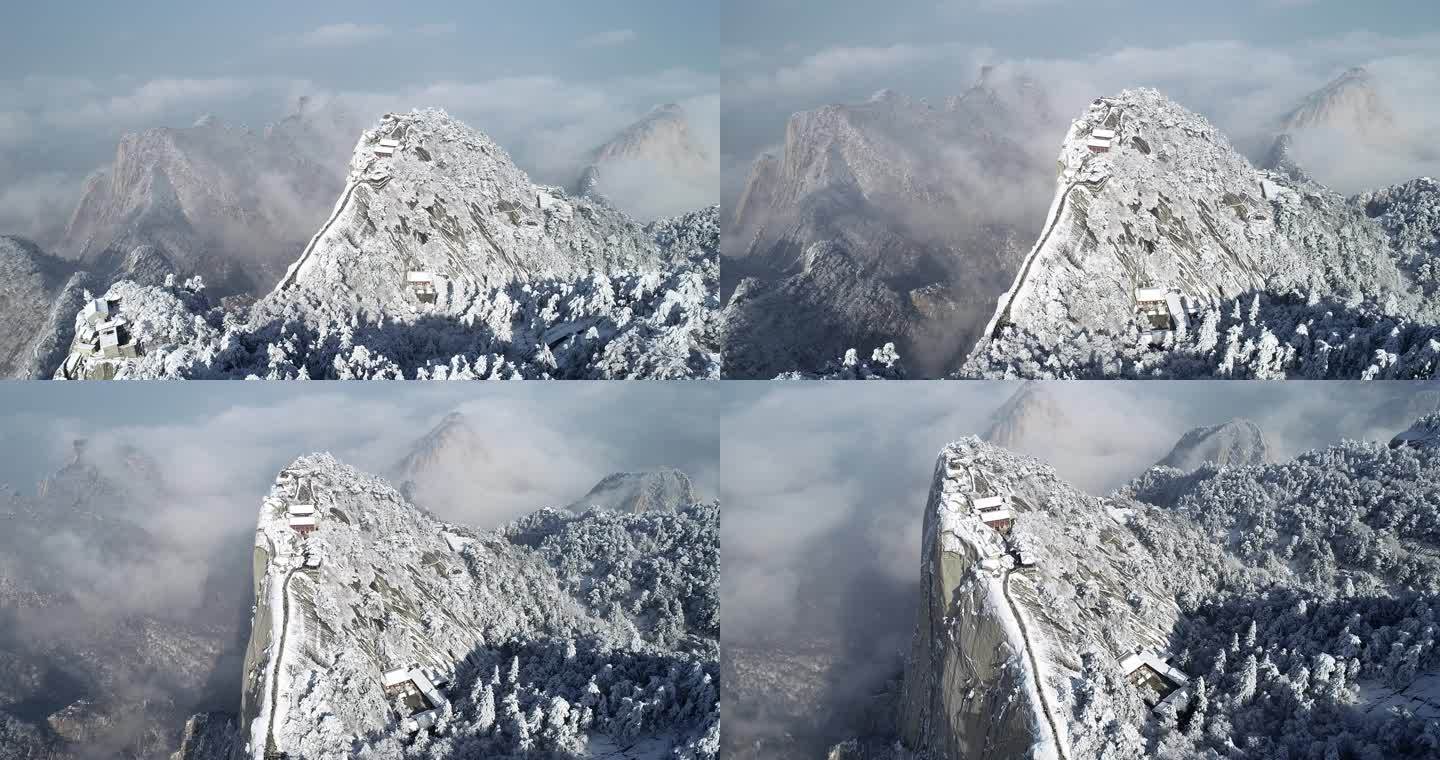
95, 317, 127, 331
288, 503, 316, 517
374, 145, 395, 156
406, 271, 436, 283
1121, 651, 1189, 687
382, 669, 412, 688
980, 507, 1014, 522
1134, 286, 1169, 302
1092, 128, 1116, 139
972, 495, 1008, 510
289, 515, 317, 528
379, 138, 400, 148
1086, 137, 1112, 150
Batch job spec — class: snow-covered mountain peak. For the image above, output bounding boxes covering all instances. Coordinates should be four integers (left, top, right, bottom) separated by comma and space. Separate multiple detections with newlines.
898, 439, 1192, 759
962, 86, 1436, 378
566, 468, 696, 514
1281, 66, 1397, 137
983, 381, 1068, 450
234, 453, 718, 758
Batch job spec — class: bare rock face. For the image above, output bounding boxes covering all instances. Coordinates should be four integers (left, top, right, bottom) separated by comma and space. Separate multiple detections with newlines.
982, 382, 1068, 450
963, 88, 1439, 379
1157, 419, 1270, 471
567, 468, 696, 514
54, 110, 720, 380
59, 107, 344, 297
723, 68, 1058, 377
169, 713, 238, 760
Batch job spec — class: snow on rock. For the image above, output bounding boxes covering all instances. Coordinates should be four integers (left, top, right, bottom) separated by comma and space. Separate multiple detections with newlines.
234, 454, 717, 760
895, 439, 1190, 760
53, 109, 719, 380
565, 469, 696, 514
963, 89, 1440, 379
1155, 418, 1271, 471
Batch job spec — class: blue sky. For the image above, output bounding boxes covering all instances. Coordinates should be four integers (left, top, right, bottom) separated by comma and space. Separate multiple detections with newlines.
0, 1, 720, 238
721, 0, 1440, 203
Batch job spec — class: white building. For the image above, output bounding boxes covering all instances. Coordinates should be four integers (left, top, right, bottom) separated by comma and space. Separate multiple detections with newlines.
1121, 650, 1191, 711
375, 138, 400, 157
406, 271, 438, 303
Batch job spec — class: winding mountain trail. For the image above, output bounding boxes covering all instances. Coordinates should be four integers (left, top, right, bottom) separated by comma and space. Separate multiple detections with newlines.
1002, 569, 1069, 760
263, 564, 301, 758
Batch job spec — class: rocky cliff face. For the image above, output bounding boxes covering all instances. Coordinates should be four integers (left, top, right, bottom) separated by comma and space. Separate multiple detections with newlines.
1156, 418, 1270, 471
54, 110, 720, 380
963, 88, 1440, 379
723, 69, 1057, 377
59, 104, 346, 297
232, 453, 718, 759
896, 439, 1190, 759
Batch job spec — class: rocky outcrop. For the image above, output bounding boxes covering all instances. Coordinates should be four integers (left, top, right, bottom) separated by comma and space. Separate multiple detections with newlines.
0, 236, 88, 377
53, 110, 720, 380
1157, 418, 1270, 471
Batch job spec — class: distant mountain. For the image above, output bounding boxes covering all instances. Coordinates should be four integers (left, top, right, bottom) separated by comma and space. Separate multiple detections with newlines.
566, 468, 696, 513
1279, 67, 1397, 139
54, 109, 720, 380
963, 88, 1440, 379
1156, 418, 1270, 471
982, 382, 1068, 451
393, 412, 544, 517
57, 98, 351, 297
723, 67, 1059, 377
0, 441, 249, 760
578, 103, 716, 222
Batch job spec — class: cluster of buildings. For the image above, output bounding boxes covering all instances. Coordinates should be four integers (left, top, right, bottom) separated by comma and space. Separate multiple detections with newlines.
382, 665, 451, 733
1133, 286, 1203, 345
77, 297, 139, 360
274, 470, 321, 542
972, 491, 1036, 572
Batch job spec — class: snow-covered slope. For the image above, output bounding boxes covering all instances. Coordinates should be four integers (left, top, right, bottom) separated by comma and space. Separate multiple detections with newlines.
854, 421, 1440, 759
565, 469, 695, 514
895, 439, 1195, 760
963, 88, 1440, 379
52, 109, 720, 380
723, 68, 1058, 377
232, 454, 717, 759
1155, 418, 1270, 471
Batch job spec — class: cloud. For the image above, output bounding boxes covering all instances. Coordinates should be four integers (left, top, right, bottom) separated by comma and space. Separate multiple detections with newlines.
293, 22, 392, 48
579, 29, 638, 49
42, 77, 259, 129
415, 22, 458, 37
723, 31, 1440, 207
